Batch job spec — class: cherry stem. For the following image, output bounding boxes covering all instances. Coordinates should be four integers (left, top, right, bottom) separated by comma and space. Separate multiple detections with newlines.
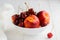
24, 2, 29, 10
18, 6, 24, 14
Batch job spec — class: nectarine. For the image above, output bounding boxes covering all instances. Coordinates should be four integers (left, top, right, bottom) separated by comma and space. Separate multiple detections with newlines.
24, 15, 40, 28
37, 10, 50, 27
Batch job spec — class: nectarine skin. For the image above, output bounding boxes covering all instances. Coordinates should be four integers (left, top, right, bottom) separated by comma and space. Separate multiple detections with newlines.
24, 15, 40, 28
37, 11, 50, 27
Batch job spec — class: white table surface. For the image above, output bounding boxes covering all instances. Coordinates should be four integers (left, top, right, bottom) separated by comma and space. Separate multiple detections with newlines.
0, 21, 7, 40
0, 0, 60, 40
0, 30, 7, 40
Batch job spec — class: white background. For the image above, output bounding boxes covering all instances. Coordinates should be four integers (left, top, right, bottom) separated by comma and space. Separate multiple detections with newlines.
0, 0, 60, 40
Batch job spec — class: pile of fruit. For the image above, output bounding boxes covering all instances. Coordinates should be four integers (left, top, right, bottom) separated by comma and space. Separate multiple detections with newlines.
11, 8, 50, 28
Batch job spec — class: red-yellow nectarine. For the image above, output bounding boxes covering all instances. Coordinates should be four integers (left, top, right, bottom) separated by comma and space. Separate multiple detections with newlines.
24, 15, 40, 28
37, 11, 50, 27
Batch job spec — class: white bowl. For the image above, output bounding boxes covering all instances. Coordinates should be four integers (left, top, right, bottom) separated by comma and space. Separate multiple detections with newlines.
2, 3, 51, 35
10, 9, 50, 36
13, 24, 49, 35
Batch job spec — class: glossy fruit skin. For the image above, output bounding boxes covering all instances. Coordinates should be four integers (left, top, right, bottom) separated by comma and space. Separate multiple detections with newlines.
18, 22, 24, 27
28, 8, 36, 15
24, 15, 40, 28
37, 11, 50, 27
11, 14, 19, 25
13, 19, 19, 25
12, 14, 19, 22
20, 12, 27, 19
47, 32, 53, 38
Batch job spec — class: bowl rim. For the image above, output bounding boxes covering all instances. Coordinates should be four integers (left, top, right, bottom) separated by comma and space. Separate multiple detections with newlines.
14, 24, 49, 30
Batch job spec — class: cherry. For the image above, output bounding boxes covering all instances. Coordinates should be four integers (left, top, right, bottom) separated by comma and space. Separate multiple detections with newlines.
13, 19, 19, 25
47, 32, 53, 38
20, 12, 27, 19
17, 19, 24, 27
26, 11, 30, 16
12, 14, 19, 22
18, 22, 24, 27
28, 8, 36, 15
